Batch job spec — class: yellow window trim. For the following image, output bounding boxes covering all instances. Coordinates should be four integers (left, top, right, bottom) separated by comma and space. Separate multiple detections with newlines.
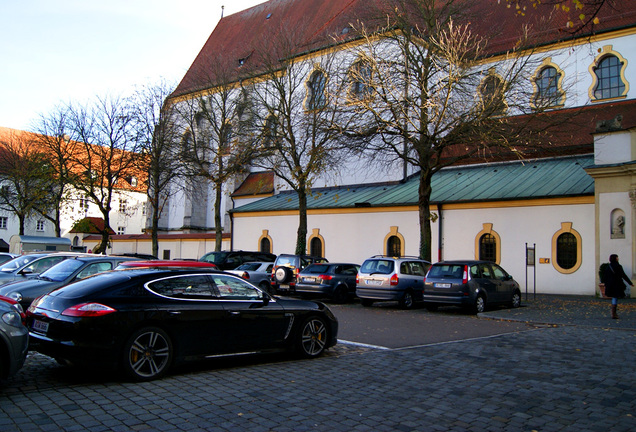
258, 229, 273, 253
383, 226, 405, 257
588, 45, 629, 102
474, 223, 501, 264
530, 57, 566, 109
551, 222, 582, 274
307, 228, 325, 257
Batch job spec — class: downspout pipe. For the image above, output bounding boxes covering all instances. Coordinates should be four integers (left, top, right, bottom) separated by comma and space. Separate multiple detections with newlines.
437, 204, 443, 262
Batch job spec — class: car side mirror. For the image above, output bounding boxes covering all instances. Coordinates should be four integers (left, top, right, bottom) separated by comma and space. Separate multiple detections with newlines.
261, 292, 271, 305
18, 268, 32, 276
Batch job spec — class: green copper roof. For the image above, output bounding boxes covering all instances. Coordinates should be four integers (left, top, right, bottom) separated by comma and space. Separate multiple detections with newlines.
232, 155, 595, 213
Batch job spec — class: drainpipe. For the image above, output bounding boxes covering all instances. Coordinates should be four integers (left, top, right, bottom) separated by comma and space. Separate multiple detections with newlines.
437, 204, 443, 262
229, 197, 235, 251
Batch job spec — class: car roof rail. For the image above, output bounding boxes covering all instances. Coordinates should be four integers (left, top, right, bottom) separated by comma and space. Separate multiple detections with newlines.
369, 255, 423, 260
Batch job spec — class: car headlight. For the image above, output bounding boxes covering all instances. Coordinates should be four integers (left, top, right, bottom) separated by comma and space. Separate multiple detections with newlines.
7, 291, 22, 302
2, 310, 22, 328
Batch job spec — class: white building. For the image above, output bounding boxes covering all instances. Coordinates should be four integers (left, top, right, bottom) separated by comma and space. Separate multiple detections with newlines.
161, 0, 636, 296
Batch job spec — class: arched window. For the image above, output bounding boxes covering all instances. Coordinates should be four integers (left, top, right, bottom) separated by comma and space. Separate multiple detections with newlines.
479, 73, 506, 116
551, 222, 582, 274
260, 237, 271, 253
479, 234, 497, 262
533, 62, 564, 108
589, 46, 629, 101
556, 233, 577, 270
387, 236, 401, 257
351, 61, 373, 100
262, 114, 278, 147
306, 70, 327, 110
593, 55, 626, 100
310, 237, 323, 258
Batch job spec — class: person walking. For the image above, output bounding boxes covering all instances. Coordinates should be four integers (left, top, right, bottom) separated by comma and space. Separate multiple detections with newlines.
603, 254, 633, 319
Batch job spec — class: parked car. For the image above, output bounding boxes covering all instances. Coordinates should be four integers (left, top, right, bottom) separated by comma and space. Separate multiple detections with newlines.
26, 268, 338, 381
0, 295, 28, 379
227, 261, 274, 292
199, 251, 276, 270
295, 263, 360, 303
0, 255, 141, 309
115, 260, 219, 270
356, 256, 431, 309
0, 252, 87, 285
271, 254, 329, 294
0, 253, 18, 265
422, 260, 522, 314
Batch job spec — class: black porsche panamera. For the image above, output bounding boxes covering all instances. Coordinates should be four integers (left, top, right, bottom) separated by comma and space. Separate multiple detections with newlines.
26, 268, 338, 381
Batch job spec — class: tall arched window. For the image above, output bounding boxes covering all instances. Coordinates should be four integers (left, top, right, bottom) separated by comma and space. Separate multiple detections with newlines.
306, 70, 327, 110
479, 73, 506, 116
350, 61, 373, 100
479, 234, 497, 262
551, 222, 582, 274
260, 237, 271, 253
593, 55, 626, 100
310, 237, 323, 257
387, 236, 401, 257
533, 63, 564, 108
556, 232, 577, 270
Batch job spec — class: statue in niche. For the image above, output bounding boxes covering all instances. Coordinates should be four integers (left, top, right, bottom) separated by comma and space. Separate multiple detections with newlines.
611, 213, 625, 239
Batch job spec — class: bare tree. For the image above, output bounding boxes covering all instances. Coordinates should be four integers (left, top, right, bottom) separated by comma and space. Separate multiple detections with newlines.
171, 68, 255, 252
345, 0, 567, 260
32, 105, 78, 237
501, 0, 617, 33
249, 28, 356, 255
0, 130, 55, 235
128, 79, 183, 257
64, 95, 139, 254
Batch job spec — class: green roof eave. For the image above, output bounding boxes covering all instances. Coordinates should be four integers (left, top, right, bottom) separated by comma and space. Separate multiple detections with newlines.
231, 155, 595, 214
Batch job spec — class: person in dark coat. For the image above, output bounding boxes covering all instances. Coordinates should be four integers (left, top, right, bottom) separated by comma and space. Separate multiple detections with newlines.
603, 254, 633, 319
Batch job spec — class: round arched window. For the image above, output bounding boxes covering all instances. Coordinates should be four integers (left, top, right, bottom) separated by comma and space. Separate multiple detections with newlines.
479, 234, 497, 262
260, 237, 271, 254
387, 236, 401, 257
310, 237, 323, 258
556, 232, 577, 270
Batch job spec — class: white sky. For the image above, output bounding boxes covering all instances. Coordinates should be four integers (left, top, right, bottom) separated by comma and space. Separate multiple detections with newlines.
1, 0, 266, 131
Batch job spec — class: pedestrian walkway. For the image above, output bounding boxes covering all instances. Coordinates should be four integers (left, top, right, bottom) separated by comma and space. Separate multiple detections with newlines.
481, 293, 636, 329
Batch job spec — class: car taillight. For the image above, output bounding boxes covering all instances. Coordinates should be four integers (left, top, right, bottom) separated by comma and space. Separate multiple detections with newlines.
356, 274, 359, 283
463, 266, 469, 284
62, 303, 117, 317
241, 271, 249, 279
319, 275, 333, 281
390, 274, 399, 286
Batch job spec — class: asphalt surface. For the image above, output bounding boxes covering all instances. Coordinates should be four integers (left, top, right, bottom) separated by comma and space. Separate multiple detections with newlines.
1, 294, 635, 431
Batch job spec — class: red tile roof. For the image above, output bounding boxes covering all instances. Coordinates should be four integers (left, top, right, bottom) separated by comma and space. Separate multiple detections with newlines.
172, 0, 636, 99
232, 171, 275, 197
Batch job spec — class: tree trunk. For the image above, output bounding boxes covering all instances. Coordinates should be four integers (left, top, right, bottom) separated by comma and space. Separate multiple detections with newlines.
418, 169, 433, 262
214, 182, 223, 252
296, 188, 308, 255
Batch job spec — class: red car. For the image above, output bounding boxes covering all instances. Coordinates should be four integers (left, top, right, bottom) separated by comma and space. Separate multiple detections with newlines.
115, 260, 219, 270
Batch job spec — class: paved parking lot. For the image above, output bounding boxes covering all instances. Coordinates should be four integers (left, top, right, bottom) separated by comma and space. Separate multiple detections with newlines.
1, 295, 635, 431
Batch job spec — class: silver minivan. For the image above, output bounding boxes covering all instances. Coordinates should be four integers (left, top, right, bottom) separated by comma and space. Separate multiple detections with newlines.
356, 256, 431, 309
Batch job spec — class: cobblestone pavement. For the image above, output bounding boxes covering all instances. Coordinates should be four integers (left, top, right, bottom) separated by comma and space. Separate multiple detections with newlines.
1, 296, 635, 431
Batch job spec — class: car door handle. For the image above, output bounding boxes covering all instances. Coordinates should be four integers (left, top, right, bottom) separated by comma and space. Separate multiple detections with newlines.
169, 311, 181, 315
229, 311, 241, 316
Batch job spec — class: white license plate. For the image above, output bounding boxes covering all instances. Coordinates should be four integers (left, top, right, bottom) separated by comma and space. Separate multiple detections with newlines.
278, 284, 290, 290
33, 319, 49, 334
302, 277, 317, 283
435, 283, 451, 288
365, 279, 383, 286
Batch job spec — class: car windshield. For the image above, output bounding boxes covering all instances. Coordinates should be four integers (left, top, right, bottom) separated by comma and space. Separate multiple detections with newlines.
236, 263, 261, 271
361, 259, 394, 275
302, 264, 331, 274
427, 264, 465, 279
39, 259, 85, 282
0, 255, 39, 272
276, 256, 298, 267
200, 252, 228, 264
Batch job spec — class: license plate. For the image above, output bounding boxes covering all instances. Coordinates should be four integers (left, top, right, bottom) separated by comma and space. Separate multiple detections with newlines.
365, 279, 383, 286
435, 283, 451, 288
278, 284, 290, 290
302, 277, 316, 283
33, 319, 49, 334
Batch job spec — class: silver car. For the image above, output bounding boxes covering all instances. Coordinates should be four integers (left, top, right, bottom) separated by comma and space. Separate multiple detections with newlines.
356, 256, 431, 309
227, 261, 274, 292
0, 252, 86, 285
0, 296, 29, 379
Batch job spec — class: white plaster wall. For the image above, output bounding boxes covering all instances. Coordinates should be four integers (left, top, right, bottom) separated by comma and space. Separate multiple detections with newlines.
234, 202, 595, 295
599, 192, 634, 278
595, 132, 632, 165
